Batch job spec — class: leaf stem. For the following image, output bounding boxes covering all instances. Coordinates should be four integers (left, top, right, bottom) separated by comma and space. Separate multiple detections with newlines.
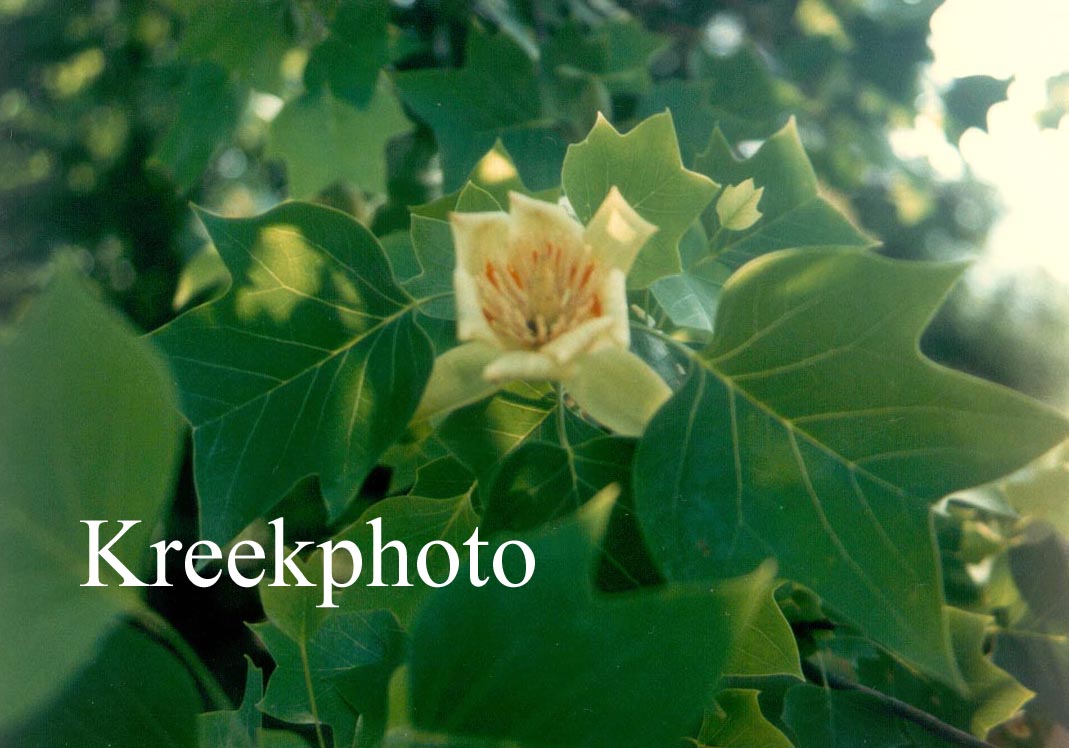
299, 638, 329, 748
133, 606, 233, 712
799, 660, 997, 748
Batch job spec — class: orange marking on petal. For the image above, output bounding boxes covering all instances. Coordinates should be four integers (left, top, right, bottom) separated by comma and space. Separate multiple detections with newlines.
579, 263, 595, 288
591, 295, 602, 317
484, 261, 500, 289
508, 265, 524, 288
482, 307, 496, 323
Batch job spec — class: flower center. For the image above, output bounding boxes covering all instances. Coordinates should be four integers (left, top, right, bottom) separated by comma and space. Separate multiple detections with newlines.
476, 240, 604, 350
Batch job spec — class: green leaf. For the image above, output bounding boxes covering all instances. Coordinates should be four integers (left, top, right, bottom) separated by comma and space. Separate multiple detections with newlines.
726, 587, 804, 679
152, 202, 435, 543
633, 248, 1069, 684
304, 0, 390, 108
0, 273, 181, 729
694, 120, 873, 267
177, 0, 291, 92
781, 684, 908, 748
653, 120, 873, 332
198, 659, 264, 748
396, 27, 555, 191
173, 244, 229, 310
254, 610, 404, 747
697, 689, 794, 748
437, 382, 604, 488
857, 609, 1033, 738
4, 626, 199, 747
268, 78, 411, 198
405, 181, 503, 319
482, 437, 634, 533
150, 61, 246, 192
562, 112, 718, 288
257, 457, 479, 627
402, 492, 776, 748
313, 457, 480, 625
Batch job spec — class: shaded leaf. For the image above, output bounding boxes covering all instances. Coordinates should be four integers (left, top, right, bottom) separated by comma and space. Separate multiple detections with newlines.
254, 610, 404, 747
151, 61, 246, 192
268, 78, 411, 198
3, 626, 199, 748
0, 273, 181, 729
396, 27, 553, 191
403, 492, 776, 748
304, 0, 390, 108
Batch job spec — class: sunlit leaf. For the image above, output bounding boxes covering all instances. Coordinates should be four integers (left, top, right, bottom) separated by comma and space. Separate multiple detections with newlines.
153, 202, 435, 542
634, 248, 1068, 683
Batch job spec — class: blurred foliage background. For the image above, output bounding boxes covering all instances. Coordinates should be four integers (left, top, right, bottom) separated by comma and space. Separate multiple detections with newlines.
1, 0, 1066, 405
2, 0, 1068, 743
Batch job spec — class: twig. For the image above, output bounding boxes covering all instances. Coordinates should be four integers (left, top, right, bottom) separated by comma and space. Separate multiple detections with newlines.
800, 660, 997, 748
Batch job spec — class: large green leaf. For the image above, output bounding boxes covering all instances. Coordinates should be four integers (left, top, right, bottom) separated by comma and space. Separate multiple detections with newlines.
0, 273, 182, 729
153, 202, 436, 543
395, 27, 561, 191
562, 111, 719, 288
633, 248, 1068, 683
267, 77, 411, 198
3, 626, 199, 747
401, 492, 775, 748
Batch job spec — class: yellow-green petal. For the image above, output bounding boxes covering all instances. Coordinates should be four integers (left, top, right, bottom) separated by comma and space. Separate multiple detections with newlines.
415, 342, 502, 421
565, 348, 671, 437
583, 186, 658, 273
484, 350, 569, 383
450, 210, 510, 275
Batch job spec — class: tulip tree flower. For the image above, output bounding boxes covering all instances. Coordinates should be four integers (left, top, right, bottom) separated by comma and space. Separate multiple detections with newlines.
417, 188, 672, 436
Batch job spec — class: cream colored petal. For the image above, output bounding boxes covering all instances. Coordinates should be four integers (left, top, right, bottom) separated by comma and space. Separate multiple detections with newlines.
597, 267, 630, 348
583, 186, 657, 273
507, 191, 584, 252
454, 267, 499, 345
564, 348, 671, 437
539, 316, 616, 366
415, 342, 503, 422
483, 350, 570, 383
450, 210, 511, 275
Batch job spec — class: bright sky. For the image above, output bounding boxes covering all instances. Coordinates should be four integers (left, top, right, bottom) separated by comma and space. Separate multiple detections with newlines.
916, 0, 1069, 284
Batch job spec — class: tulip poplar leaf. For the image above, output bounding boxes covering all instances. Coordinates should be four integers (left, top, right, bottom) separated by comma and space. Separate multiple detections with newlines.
153, 202, 435, 544
634, 248, 1069, 684
268, 77, 411, 198
396, 28, 559, 191
562, 111, 719, 288
405, 492, 776, 748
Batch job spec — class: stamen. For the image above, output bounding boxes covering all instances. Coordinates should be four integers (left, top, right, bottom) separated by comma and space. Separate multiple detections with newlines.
477, 237, 606, 350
